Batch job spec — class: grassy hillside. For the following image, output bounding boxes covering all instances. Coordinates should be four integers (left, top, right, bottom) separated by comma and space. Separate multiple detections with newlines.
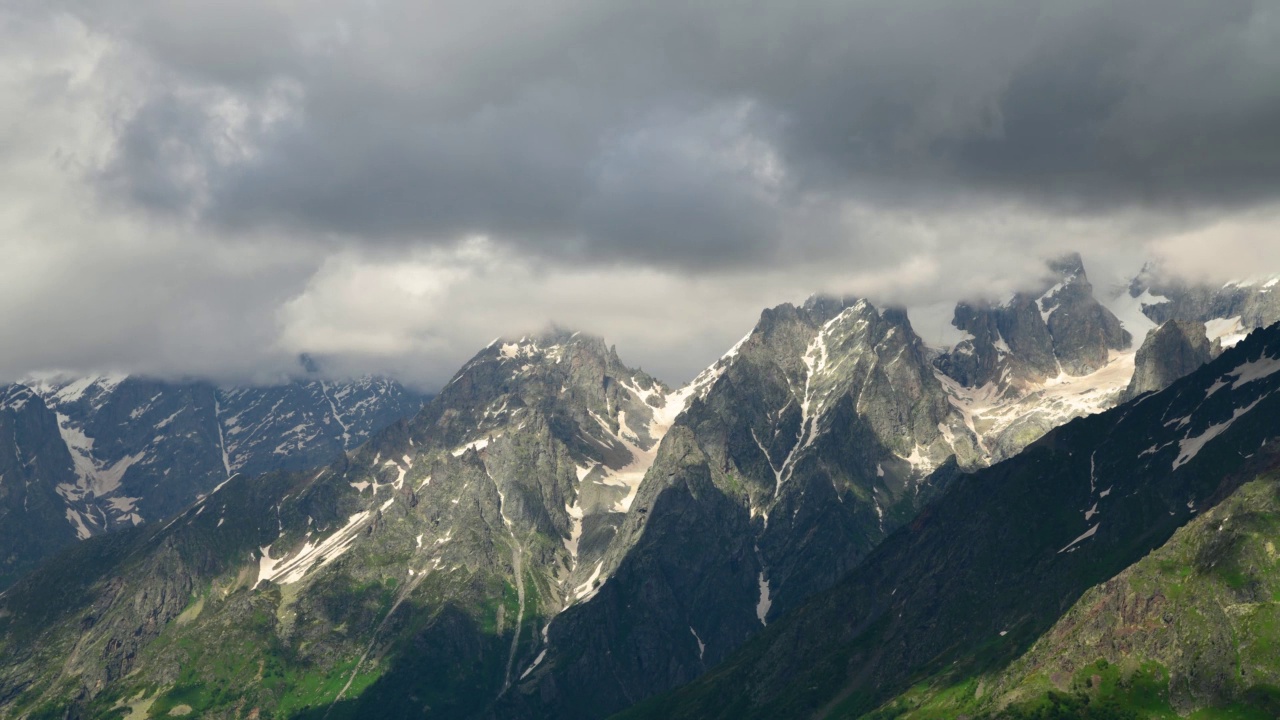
873, 475, 1280, 720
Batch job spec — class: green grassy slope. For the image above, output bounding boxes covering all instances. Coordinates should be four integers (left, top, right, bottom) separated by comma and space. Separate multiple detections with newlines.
872, 476, 1280, 720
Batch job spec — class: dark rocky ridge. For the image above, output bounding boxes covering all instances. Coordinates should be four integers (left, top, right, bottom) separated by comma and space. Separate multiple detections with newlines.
972, 476, 1280, 717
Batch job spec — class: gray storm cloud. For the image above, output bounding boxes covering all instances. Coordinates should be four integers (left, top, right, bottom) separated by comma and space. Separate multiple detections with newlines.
95, 1, 1280, 251
2, 0, 1280, 387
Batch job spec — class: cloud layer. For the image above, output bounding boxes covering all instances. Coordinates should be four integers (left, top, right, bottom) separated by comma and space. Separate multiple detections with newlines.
3, 1, 1280, 387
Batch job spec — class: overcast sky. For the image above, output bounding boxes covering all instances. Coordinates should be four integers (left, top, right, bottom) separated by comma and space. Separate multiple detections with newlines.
3, 0, 1280, 388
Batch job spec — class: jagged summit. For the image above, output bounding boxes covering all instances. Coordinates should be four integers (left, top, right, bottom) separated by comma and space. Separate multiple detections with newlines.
491, 293, 988, 718
921, 255, 1141, 461
935, 253, 1131, 394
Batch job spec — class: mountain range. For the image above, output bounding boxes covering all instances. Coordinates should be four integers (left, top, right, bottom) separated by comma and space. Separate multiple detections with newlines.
2, 254, 1280, 719
0, 373, 427, 588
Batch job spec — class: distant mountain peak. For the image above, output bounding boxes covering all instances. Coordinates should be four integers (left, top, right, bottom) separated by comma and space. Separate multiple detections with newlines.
298, 353, 322, 374
0, 372, 427, 586
1045, 250, 1086, 279
935, 254, 1130, 393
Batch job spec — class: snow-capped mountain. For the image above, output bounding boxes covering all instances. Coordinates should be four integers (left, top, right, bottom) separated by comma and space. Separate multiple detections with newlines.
3, 252, 1280, 719
620, 315, 1280, 720
934, 253, 1131, 393
1127, 264, 1280, 350
927, 254, 1280, 463
929, 253, 1137, 461
0, 329, 692, 717
0, 373, 426, 586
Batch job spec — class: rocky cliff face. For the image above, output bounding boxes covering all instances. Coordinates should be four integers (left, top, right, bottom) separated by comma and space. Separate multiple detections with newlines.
401, 329, 682, 602
931, 254, 1137, 462
0, 386, 81, 588
1123, 319, 1220, 400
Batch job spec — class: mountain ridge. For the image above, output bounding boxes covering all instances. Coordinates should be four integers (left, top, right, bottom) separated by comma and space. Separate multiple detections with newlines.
3, 254, 1280, 719
0, 373, 427, 588
615, 321, 1280, 720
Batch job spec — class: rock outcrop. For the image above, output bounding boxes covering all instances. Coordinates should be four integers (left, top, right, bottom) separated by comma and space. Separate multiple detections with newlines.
1123, 319, 1219, 400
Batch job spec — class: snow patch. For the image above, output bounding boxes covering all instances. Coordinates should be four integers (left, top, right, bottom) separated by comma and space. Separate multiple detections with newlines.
1173, 397, 1265, 470
1222, 353, 1280, 392
1038, 282, 1065, 324
936, 350, 1136, 462
563, 500, 584, 563
588, 412, 659, 513
1205, 316, 1249, 349
573, 561, 604, 602
65, 509, 92, 540
1058, 524, 1099, 553
451, 437, 493, 456
53, 413, 145, 503
646, 329, 752, 438
1100, 288, 1167, 345
256, 510, 372, 587
519, 650, 548, 680
755, 571, 772, 625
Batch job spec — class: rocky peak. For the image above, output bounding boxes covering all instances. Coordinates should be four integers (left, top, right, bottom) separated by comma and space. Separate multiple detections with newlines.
1039, 253, 1131, 375
1123, 319, 1220, 400
618, 322, 1280, 720
368, 326, 687, 621
497, 296, 984, 718
419, 328, 669, 454
935, 253, 1131, 393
